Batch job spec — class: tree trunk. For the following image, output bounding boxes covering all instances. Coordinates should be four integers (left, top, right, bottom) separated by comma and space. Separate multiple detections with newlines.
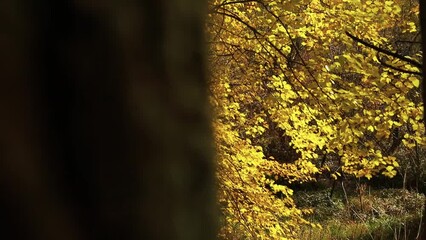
419, 0, 426, 239
0, 1, 216, 240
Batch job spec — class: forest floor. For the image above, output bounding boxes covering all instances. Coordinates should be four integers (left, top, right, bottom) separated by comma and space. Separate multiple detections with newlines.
294, 185, 425, 240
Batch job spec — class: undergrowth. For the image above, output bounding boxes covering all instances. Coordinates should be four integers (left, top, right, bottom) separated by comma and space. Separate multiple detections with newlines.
294, 188, 425, 239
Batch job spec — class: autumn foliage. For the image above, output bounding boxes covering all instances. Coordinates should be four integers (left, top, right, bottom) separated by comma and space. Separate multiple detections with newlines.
207, 0, 422, 239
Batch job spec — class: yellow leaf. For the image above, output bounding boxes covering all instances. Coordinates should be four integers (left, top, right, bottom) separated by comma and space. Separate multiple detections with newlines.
410, 77, 420, 88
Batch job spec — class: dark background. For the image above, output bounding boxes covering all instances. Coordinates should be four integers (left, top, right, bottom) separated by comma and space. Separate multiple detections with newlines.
0, 1, 216, 240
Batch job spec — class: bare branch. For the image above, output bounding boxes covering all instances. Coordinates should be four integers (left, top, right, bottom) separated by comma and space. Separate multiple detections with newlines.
377, 55, 422, 76
345, 31, 422, 70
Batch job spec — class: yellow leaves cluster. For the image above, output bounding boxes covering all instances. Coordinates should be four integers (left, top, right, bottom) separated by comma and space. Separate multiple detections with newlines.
208, 0, 423, 238
341, 151, 400, 180
214, 121, 311, 239
210, 64, 312, 238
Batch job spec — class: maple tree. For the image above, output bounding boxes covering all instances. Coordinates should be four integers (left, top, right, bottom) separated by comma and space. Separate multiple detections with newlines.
207, 0, 423, 239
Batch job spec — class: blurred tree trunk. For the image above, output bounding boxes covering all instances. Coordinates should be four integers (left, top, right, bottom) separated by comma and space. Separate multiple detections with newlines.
0, 1, 216, 240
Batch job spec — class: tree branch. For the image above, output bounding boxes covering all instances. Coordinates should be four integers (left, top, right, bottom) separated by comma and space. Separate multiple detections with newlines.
345, 31, 422, 70
377, 55, 422, 76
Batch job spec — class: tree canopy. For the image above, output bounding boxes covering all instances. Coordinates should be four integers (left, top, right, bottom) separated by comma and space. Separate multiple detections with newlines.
207, 0, 423, 238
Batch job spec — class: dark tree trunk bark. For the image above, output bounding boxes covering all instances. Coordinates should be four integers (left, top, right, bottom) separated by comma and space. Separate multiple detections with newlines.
0, 1, 216, 240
